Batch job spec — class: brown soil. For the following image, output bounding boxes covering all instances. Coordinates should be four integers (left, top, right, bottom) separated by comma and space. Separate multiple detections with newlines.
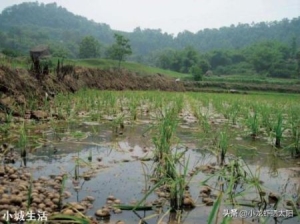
0, 66, 185, 116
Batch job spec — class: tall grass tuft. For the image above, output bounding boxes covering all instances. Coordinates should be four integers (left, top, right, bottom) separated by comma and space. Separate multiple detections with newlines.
247, 110, 259, 139
18, 122, 28, 158
218, 131, 229, 166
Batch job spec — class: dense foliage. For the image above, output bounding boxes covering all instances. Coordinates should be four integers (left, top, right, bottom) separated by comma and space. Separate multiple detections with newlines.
79, 36, 100, 58
105, 34, 132, 68
153, 40, 299, 79
0, 2, 299, 78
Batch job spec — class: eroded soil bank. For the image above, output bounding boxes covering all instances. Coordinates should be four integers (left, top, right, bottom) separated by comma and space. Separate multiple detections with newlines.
0, 66, 185, 117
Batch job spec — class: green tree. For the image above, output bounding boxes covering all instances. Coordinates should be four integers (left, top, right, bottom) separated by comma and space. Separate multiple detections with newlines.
79, 36, 100, 58
296, 51, 300, 77
208, 50, 232, 69
106, 33, 132, 68
290, 36, 297, 58
247, 41, 288, 76
179, 46, 199, 73
198, 59, 211, 74
190, 64, 203, 81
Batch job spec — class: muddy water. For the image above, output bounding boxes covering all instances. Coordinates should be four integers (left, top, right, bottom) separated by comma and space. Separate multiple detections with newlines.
6, 121, 300, 224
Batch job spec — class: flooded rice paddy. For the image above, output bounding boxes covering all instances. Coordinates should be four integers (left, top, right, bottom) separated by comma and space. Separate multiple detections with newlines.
0, 90, 300, 224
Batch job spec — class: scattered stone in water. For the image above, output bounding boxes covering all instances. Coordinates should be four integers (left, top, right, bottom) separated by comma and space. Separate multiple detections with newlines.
9, 174, 18, 180
39, 176, 48, 181
157, 192, 166, 198
188, 170, 196, 177
202, 197, 214, 206
49, 174, 56, 179
10, 196, 22, 206
73, 203, 86, 213
52, 197, 60, 204
63, 209, 74, 215
83, 175, 92, 181
95, 208, 110, 218
64, 191, 72, 199
106, 200, 114, 205
113, 208, 122, 214
107, 195, 116, 202
74, 186, 81, 191
72, 179, 80, 186
114, 199, 121, 204
183, 196, 196, 208
268, 192, 279, 203
84, 196, 95, 203
150, 178, 158, 183
116, 221, 125, 224
200, 186, 211, 195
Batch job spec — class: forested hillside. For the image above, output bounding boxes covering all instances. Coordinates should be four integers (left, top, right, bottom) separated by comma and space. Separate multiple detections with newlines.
0, 2, 299, 79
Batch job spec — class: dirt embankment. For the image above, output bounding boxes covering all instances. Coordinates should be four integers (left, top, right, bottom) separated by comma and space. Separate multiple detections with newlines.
0, 66, 185, 117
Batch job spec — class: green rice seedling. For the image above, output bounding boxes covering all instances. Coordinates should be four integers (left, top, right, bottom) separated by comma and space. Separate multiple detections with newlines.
87, 149, 92, 162
129, 100, 138, 121
140, 161, 150, 193
212, 99, 223, 114
152, 107, 178, 166
27, 175, 33, 209
259, 105, 272, 132
134, 104, 188, 216
222, 102, 231, 120
218, 131, 229, 166
111, 113, 125, 135
204, 157, 272, 224
174, 94, 184, 114
48, 215, 91, 224
150, 106, 195, 215
228, 101, 240, 125
58, 174, 68, 210
18, 122, 28, 158
74, 163, 79, 180
291, 128, 300, 157
246, 110, 259, 139
206, 160, 246, 224
267, 151, 279, 177
189, 101, 198, 116
288, 107, 300, 157
200, 112, 211, 134
272, 112, 285, 148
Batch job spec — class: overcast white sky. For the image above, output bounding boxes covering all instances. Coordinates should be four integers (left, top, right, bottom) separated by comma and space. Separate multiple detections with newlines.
0, 0, 299, 35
